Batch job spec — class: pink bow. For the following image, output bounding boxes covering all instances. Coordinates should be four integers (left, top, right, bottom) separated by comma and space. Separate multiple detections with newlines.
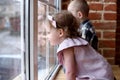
47, 15, 57, 28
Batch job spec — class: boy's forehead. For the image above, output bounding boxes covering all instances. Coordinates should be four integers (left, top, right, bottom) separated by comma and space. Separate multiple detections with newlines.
68, 1, 75, 8
68, 4, 77, 14
68, 1, 77, 11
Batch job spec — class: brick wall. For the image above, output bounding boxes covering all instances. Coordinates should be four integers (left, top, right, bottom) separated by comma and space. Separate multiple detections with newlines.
62, 0, 117, 65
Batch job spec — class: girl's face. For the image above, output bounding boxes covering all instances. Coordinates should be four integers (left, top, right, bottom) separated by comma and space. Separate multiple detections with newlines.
46, 25, 62, 46
38, 22, 46, 47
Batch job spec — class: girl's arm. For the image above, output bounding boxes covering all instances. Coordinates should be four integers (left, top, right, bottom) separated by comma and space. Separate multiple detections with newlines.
63, 47, 76, 80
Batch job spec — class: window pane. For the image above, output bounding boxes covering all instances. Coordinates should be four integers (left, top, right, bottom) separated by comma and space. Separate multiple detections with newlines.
37, 0, 60, 79
0, 0, 24, 80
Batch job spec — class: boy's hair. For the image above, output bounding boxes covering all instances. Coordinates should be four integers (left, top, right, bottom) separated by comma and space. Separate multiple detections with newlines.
69, 0, 89, 17
53, 10, 81, 38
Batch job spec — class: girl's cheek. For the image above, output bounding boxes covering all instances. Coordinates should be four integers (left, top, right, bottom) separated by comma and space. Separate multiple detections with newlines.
46, 34, 51, 40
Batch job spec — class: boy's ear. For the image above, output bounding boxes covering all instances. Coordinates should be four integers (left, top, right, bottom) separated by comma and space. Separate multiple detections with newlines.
77, 11, 83, 19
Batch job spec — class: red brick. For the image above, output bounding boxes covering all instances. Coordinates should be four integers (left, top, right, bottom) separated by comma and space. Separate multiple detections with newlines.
103, 49, 115, 57
104, 0, 116, 2
99, 40, 115, 48
89, 3, 103, 11
96, 31, 101, 38
106, 58, 115, 65
103, 31, 116, 39
93, 22, 116, 30
104, 4, 116, 11
89, 12, 101, 20
98, 49, 102, 54
104, 13, 117, 20
62, 0, 70, 9
62, 4, 68, 9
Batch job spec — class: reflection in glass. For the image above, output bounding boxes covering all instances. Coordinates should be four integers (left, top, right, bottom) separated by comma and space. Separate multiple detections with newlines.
0, 0, 23, 80
37, 0, 58, 79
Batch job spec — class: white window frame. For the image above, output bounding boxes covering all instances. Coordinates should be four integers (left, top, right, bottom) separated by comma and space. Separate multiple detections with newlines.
24, 0, 62, 80
24, 0, 38, 80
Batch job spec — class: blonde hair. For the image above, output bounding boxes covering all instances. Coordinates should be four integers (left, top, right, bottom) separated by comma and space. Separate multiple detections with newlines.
69, 0, 89, 17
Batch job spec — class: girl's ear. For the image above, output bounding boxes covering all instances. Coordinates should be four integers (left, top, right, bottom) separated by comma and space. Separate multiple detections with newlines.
77, 11, 83, 19
58, 29, 64, 37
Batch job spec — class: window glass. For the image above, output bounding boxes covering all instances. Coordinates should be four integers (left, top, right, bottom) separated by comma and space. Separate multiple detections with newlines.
0, 0, 24, 80
37, 0, 60, 79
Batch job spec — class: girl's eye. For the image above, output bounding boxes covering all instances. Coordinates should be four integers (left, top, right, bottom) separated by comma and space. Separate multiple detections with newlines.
46, 32, 50, 35
38, 32, 42, 34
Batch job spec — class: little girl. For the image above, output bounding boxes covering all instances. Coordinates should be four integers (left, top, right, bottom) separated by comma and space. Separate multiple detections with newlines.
45, 10, 114, 80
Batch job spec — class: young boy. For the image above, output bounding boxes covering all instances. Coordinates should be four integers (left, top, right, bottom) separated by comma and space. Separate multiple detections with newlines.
67, 0, 98, 50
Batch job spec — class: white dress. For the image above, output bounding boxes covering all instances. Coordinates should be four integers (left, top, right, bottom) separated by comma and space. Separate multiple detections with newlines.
57, 38, 114, 80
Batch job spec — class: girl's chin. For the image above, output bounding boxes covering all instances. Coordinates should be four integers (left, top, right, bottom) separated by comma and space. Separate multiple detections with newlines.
50, 44, 56, 46
50, 43, 58, 46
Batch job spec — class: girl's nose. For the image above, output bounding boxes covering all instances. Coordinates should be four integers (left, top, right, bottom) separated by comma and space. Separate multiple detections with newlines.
46, 35, 49, 40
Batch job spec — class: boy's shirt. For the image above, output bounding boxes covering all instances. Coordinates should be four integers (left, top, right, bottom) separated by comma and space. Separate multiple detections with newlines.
79, 19, 98, 50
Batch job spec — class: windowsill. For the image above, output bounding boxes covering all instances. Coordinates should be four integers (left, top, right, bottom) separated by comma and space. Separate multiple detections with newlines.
13, 74, 22, 80
13, 65, 61, 80
53, 65, 65, 80
46, 64, 61, 80
13, 65, 120, 80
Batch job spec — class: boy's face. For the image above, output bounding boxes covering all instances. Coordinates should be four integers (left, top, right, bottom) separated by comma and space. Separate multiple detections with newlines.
68, 3, 78, 18
67, 2, 82, 24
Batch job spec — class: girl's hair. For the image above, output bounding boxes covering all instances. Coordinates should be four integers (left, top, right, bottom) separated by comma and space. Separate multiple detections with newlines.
53, 10, 81, 38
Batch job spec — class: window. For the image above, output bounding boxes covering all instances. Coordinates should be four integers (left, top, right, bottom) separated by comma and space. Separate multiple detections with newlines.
37, 0, 61, 80
0, 0, 25, 80
0, 0, 61, 80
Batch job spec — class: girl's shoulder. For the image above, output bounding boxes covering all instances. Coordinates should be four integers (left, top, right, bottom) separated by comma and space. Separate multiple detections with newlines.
57, 38, 88, 53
